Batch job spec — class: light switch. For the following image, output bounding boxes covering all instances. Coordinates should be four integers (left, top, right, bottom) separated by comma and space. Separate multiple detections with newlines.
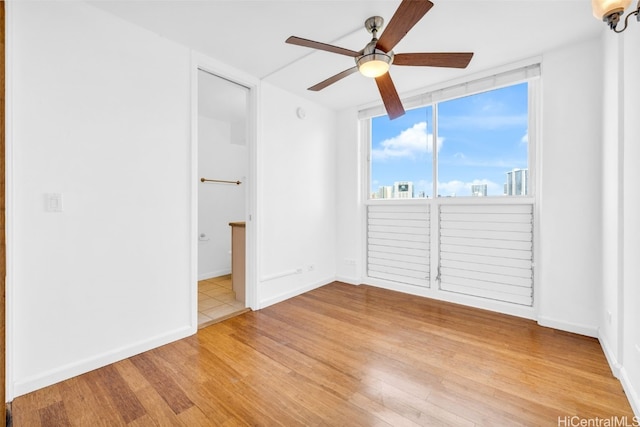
45, 193, 63, 212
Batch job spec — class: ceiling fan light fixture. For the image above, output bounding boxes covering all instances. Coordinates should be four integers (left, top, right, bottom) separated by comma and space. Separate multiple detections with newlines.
357, 53, 392, 78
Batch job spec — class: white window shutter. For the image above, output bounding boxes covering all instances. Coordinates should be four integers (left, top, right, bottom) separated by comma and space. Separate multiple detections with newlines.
367, 204, 430, 287
438, 204, 534, 306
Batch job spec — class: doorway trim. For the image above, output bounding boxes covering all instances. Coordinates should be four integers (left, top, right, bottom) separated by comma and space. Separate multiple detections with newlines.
190, 52, 259, 327
1, 0, 6, 421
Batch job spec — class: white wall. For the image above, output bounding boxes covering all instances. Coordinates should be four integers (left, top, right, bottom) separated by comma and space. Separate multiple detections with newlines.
600, 30, 623, 373
256, 83, 337, 308
599, 22, 640, 416
8, 1, 194, 397
335, 107, 363, 284
621, 22, 640, 416
198, 115, 247, 280
536, 38, 603, 336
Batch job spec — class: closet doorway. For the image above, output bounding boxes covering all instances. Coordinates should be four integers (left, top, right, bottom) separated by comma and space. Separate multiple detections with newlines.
197, 69, 249, 327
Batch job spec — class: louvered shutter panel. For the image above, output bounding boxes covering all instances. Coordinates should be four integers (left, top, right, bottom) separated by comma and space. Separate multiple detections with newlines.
438, 204, 534, 306
367, 204, 430, 287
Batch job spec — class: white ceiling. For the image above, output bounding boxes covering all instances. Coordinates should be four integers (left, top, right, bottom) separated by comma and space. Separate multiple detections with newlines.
90, 0, 602, 113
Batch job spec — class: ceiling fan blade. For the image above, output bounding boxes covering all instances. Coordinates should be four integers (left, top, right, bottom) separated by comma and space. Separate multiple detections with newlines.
394, 52, 474, 68
375, 72, 405, 120
286, 36, 360, 57
308, 67, 359, 91
376, 0, 434, 53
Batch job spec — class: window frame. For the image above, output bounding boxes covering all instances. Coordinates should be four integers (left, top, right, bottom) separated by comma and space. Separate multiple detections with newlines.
362, 64, 540, 202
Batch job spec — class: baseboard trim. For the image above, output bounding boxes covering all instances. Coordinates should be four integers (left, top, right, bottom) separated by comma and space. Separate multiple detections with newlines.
334, 276, 361, 286
619, 366, 640, 418
11, 325, 194, 398
537, 316, 598, 338
598, 330, 622, 378
259, 277, 333, 309
198, 269, 231, 281
362, 277, 535, 320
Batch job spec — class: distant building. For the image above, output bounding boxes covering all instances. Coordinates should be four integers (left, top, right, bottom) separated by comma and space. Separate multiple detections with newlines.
504, 168, 528, 195
372, 182, 417, 198
394, 181, 414, 198
371, 186, 393, 199
471, 184, 487, 197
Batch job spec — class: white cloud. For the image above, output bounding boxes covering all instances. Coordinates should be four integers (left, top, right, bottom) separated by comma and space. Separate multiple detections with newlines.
438, 180, 466, 196
372, 122, 443, 161
438, 178, 502, 197
521, 132, 528, 145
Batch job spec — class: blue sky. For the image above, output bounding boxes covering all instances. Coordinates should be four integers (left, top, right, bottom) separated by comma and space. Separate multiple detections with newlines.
371, 82, 529, 197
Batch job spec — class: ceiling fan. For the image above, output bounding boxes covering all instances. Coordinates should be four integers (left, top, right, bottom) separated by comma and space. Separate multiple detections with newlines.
286, 0, 473, 120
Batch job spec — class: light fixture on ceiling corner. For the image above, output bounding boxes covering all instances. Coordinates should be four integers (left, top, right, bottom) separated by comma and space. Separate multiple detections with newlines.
592, 0, 640, 32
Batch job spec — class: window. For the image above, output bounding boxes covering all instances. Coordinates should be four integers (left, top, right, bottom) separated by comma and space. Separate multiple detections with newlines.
369, 77, 534, 199
370, 106, 433, 199
363, 65, 539, 308
437, 83, 529, 197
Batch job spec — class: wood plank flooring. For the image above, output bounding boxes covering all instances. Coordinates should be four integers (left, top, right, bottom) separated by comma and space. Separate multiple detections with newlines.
13, 282, 635, 426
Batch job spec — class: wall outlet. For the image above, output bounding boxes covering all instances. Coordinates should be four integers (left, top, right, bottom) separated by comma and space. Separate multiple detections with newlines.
44, 193, 63, 212
295, 267, 303, 274
344, 259, 356, 266
307, 264, 315, 272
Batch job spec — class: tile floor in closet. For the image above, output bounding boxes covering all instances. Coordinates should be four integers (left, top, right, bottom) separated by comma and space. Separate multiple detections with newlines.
198, 275, 247, 328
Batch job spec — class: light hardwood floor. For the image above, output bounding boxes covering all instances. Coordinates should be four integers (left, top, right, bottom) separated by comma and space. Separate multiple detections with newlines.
13, 282, 634, 426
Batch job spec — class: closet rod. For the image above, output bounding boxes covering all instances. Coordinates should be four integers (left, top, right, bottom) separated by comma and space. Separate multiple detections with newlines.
200, 178, 242, 185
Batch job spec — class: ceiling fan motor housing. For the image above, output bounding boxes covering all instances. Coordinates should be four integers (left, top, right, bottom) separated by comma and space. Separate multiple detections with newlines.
357, 16, 394, 77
